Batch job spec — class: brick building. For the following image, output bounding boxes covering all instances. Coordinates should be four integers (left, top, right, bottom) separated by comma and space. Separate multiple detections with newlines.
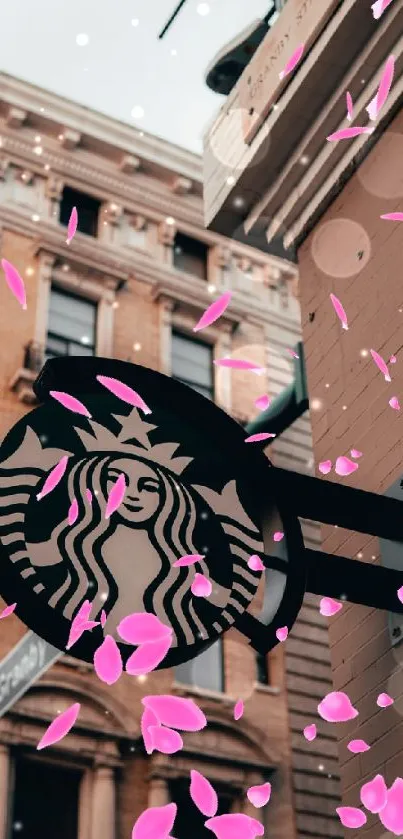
0, 73, 339, 839
203, 0, 403, 834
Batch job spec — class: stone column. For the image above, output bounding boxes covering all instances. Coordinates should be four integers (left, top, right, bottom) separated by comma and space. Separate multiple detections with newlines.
0, 744, 10, 839
159, 297, 174, 375
91, 765, 116, 839
78, 770, 92, 839
148, 777, 170, 808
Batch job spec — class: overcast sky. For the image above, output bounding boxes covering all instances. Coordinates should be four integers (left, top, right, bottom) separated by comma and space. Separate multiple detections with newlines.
0, 0, 269, 153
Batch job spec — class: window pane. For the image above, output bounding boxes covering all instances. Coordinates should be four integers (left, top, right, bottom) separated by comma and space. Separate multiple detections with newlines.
59, 186, 101, 238
171, 332, 213, 398
173, 233, 208, 280
46, 287, 96, 358
256, 652, 269, 685
175, 639, 224, 692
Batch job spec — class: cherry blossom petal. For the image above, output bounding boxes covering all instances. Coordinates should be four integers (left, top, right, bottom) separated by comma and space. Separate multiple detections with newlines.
276, 626, 288, 642
234, 699, 244, 720
398, 586, 403, 604
100, 610, 107, 628
390, 354, 397, 363
346, 91, 354, 121
68, 498, 79, 526
303, 724, 317, 741
66, 206, 78, 244
255, 395, 270, 411
360, 774, 388, 813
350, 449, 362, 458
377, 692, 394, 707
214, 358, 264, 372
335, 456, 359, 477
245, 433, 276, 443
371, 348, 391, 381
320, 597, 343, 617
279, 43, 304, 79
248, 555, 265, 572
366, 55, 395, 120
126, 635, 172, 676
1, 258, 27, 309
327, 127, 374, 141
37, 455, 69, 500
381, 212, 403, 221
105, 473, 126, 519
118, 613, 172, 645
336, 807, 367, 829
173, 554, 205, 567
141, 707, 160, 755
205, 813, 264, 839
142, 695, 207, 731
96, 375, 151, 414
379, 778, 403, 834
318, 691, 358, 722
190, 770, 218, 817
191, 573, 212, 598
372, 0, 395, 18
94, 635, 122, 685
132, 803, 177, 839
37, 702, 80, 750
319, 460, 332, 475
273, 531, 284, 542
193, 292, 232, 332
50, 390, 92, 418
0, 603, 17, 619
389, 397, 400, 410
330, 293, 348, 330
247, 782, 272, 808
148, 725, 183, 754
347, 739, 370, 753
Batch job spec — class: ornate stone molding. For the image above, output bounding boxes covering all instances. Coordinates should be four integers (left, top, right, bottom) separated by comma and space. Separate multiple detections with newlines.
6, 106, 26, 128
59, 128, 81, 150
158, 219, 177, 246
172, 175, 192, 195
119, 154, 141, 174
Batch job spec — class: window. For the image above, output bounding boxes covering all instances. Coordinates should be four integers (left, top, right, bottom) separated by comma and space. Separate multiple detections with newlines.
173, 233, 208, 280
256, 652, 270, 686
170, 778, 233, 839
59, 186, 101, 237
12, 757, 81, 839
175, 639, 224, 693
171, 331, 214, 400
46, 287, 96, 360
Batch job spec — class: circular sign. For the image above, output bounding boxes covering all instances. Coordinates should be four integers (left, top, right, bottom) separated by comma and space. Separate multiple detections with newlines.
0, 357, 306, 666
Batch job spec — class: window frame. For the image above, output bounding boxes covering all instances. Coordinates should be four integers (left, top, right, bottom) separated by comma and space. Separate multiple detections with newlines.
173, 232, 209, 281
171, 329, 215, 401
45, 284, 97, 361
59, 185, 101, 238
174, 637, 225, 695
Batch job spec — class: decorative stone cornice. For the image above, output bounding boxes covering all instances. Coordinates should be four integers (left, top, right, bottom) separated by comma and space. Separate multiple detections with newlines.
120, 154, 141, 174
59, 128, 81, 150
172, 175, 192, 195
6, 105, 26, 128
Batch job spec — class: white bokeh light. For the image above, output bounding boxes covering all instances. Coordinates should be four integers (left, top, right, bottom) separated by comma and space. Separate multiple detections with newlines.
197, 2, 210, 15
76, 33, 89, 46
131, 105, 144, 120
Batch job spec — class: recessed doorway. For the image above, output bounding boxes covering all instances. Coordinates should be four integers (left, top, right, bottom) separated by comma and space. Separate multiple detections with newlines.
11, 756, 81, 839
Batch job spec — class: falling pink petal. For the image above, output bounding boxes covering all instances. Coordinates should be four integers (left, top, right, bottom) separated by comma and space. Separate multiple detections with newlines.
372, 0, 394, 19
303, 724, 317, 741
37, 702, 80, 750
66, 617, 99, 650
319, 460, 332, 475
335, 456, 359, 477
330, 293, 348, 331
37, 455, 69, 500
126, 635, 172, 676
367, 55, 395, 121
279, 43, 304, 79
50, 390, 92, 418
377, 692, 394, 707
336, 807, 367, 829
381, 212, 403, 221
205, 813, 264, 839
318, 691, 358, 722
248, 554, 265, 572
96, 375, 151, 414
190, 770, 218, 817
346, 91, 354, 121
214, 358, 264, 372
366, 94, 378, 121
398, 586, 403, 604
370, 348, 391, 381
390, 355, 397, 363
234, 699, 244, 720
191, 573, 212, 598
348, 738, 370, 753
66, 206, 78, 244
0, 603, 17, 619
173, 553, 205, 567
276, 626, 288, 642
255, 395, 270, 411
141, 707, 160, 755
86, 488, 93, 503
350, 449, 363, 458
142, 694, 207, 731
193, 292, 232, 332
360, 774, 388, 813
287, 348, 299, 359
148, 725, 183, 754
93, 635, 122, 685
118, 613, 172, 645
327, 126, 374, 141
132, 803, 177, 839
379, 778, 403, 834
273, 531, 284, 542
105, 473, 126, 519
76, 599, 93, 623
245, 432, 276, 443
100, 610, 107, 628
389, 397, 400, 410
1, 258, 27, 309
68, 497, 79, 526
247, 782, 272, 808
320, 597, 343, 617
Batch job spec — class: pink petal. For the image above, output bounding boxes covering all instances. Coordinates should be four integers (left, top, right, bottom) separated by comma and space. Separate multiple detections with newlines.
279, 43, 304, 79
398, 586, 403, 604
214, 358, 264, 372
86, 488, 93, 503
327, 126, 374, 141
190, 770, 218, 817
255, 395, 270, 411
148, 725, 183, 754
390, 355, 397, 363
330, 293, 349, 330
367, 55, 395, 120
105, 473, 126, 519
191, 573, 212, 598
126, 635, 172, 676
371, 348, 391, 380
379, 778, 403, 834
37, 455, 69, 500
100, 609, 107, 628
247, 782, 272, 808
96, 375, 151, 414
142, 694, 207, 731
287, 348, 300, 359
68, 497, 79, 526
360, 774, 388, 813
37, 702, 80, 750
336, 807, 367, 829
76, 599, 93, 623
335, 456, 359, 477
0, 603, 17, 619
248, 554, 265, 572
234, 699, 244, 720
118, 613, 172, 645
273, 531, 284, 542
141, 707, 160, 755
348, 738, 370, 753
245, 433, 276, 443
93, 635, 122, 685
320, 597, 343, 617
377, 692, 394, 707
381, 212, 403, 221
276, 626, 288, 642
372, 0, 394, 19
389, 397, 400, 410
66, 206, 78, 244
66, 616, 99, 650
319, 460, 332, 475
205, 814, 264, 839
50, 390, 92, 418
318, 691, 358, 722
173, 553, 205, 567
350, 449, 363, 458
193, 292, 232, 332
132, 803, 177, 839
346, 91, 354, 121
303, 724, 317, 741
1, 258, 27, 309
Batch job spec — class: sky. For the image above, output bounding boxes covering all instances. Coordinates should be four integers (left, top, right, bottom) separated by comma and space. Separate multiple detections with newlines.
0, 0, 270, 153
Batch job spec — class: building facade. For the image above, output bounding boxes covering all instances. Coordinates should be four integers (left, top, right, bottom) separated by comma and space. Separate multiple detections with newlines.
0, 73, 339, 839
